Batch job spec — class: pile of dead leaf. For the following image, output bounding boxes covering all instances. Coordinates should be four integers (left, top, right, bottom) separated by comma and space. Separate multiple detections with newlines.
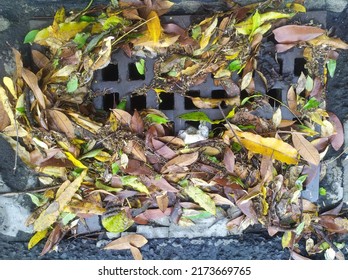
1, 0, 348, 260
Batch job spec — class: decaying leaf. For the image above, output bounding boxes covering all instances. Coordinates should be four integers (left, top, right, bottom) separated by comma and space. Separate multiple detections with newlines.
273, 25, 325, 43
102, 209, 134, 233
34, 169, 87, 231
22, 68, 47, 109
104, 234, 148, 250
47, 109, 75, 138
161, 152, 199, 173
224, 127, 299, 164
292, 133, 320, 166
184, 184, 216, 215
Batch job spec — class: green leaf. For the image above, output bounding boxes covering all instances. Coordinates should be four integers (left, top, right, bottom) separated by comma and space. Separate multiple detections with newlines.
251, 10, 261, 34
135, 58, 145, 75
79, 148, 103, 160
80, 15, 96, 22
96, 180, 122, 192
60, 212, 76, 226
303, 97, 320, 110
146, 113, 169, 124
228, 60, 241, 72
112, 162, 120, 175
327, 59, 336, 78
26, 193, 48, 207
24, 30, 39, 44
121, 176, 149, 194
101, 210, 134, 233
241, 94, 262, 106
67, 75, 79, 93
295, 174, 308, 190
73, 33, 90, 49
192, 25, 201, 40
116, 99, 127, 110
238, 124, 256, 130
184, 184, 216, 215
206, 155, 219, 164
178, 111, 212, 123
305, 76, 313, 91
295, 221, 305, 236
103, 15, 126, 30
319, 187, 327, 196
183, 209, 212, 221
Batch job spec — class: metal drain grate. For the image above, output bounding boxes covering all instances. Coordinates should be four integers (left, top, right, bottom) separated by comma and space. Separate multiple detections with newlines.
29, 11, 327, 202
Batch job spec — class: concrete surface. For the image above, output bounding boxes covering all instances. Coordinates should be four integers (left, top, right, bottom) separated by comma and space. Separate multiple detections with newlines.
0, 0, 348, 260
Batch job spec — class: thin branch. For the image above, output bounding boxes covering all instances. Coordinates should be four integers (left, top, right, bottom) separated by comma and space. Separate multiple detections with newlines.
0, 185, 60, 197
217, 103, 246, 152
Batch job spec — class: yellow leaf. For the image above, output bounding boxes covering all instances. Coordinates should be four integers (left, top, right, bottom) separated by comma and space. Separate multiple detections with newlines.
147, 11, 161, 43
65, 151, 88, 169
0, 86, 15, 125
3, 77, 17, 99
95, 151, 112, 162
200, 16, 218, 50
224, 127, 298, 164
33, 169, 87, 231
67, 112, 102, 134
102, 210, 134, 233
282, 231, 293, 248
286, 3, 306, 13
185, 184, 216, 215
35, 22, 90, 42
28, 229, 48, 250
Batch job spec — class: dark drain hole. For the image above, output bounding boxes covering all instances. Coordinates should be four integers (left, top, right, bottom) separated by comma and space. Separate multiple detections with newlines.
102, 63, 119, 81
294, 57, 307, 76
211, 89, 227, 108
185, 90, 200, 109
159, 92, 174, 110
131, 94, 146, 111
129, 63, 145, 80
278, 58, 283, 75
185, 121, 200, 129
267, 88, 282, 107
103, 92, 119, 110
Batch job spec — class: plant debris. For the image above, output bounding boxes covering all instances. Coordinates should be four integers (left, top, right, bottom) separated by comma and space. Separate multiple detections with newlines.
0, 0, 348, 259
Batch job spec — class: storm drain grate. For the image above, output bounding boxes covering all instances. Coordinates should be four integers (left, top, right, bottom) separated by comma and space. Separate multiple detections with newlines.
90, 12, 327, 202
29, 11, 327, 203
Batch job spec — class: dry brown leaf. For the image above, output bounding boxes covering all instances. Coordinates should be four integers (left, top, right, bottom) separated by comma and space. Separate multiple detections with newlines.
0, 96, 10, 130
260, 155, 273, 183
150, 177, 179, 193
40, 224, 63, 256
275, 43, 296, 53
208, 193, 234, 206
161, 152, 199, 173
47, 109, 75, 139
152, 138, 176, 159
273, 25, 324, 43
157, 136, 185, 147
130, 245, 143, 260
223, 147, 235, 174
104, 234, 148, 250
287, 86, 298, 114
156, 192, 169, 212
308, 34, 348, 49
241, 71, 253, 91
32, 50, 50, 69
112, 108, 132, 126
67, 112, 102, 133
292, 133, 320, 166
328, 112, 344, 151
22, 68, 47, 109
131, 109, 144, 134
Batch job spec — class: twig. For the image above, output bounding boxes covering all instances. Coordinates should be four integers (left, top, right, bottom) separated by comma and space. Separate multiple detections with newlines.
217, 103, 246, 152
325, 145, 348, 164
0, 185, 60, 197
13, 117, 19, 174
